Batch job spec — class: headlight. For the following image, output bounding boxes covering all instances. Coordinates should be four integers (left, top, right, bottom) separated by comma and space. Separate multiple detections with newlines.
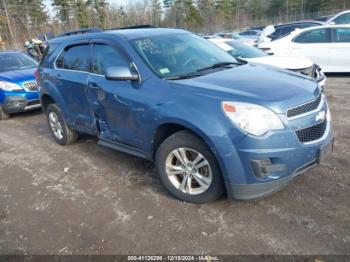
222, 101, 284, 136
0, 81, 23, 91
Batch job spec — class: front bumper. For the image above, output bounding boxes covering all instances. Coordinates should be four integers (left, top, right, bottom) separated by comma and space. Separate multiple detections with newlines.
216, 95, 333, 200
228, 160, 318, 200
227, 137, 333, 200
0, 92, 40, 114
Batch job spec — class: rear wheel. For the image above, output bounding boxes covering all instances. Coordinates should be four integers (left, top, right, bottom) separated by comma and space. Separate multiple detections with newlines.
46, 104, 77, 145
156, 130, 225, 203
0, 106, 9, 120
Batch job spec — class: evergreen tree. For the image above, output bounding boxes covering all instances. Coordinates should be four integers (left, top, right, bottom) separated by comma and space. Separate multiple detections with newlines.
215, 0, 235, 30
151, 0, 162, 25
75, 0, 90, 28
92, 0, 108, 28
52, 0, 74, 29
250, 0, 262, 20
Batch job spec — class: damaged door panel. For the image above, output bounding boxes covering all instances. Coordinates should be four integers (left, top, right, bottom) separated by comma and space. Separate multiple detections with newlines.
88, 42, 145, 149
54, 42, 96, 134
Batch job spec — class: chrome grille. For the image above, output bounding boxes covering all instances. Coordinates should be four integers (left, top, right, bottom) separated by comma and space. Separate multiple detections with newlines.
296, 121, 327, 143
22, 81, 38, 91
287, 95, 322, 118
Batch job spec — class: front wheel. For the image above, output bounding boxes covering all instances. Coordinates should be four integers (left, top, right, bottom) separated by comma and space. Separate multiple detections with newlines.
46, 104, 77, 145
156, 131, 225, 203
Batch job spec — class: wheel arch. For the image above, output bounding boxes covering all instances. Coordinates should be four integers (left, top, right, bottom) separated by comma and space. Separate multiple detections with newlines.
151, 120, 222, 165
40, 94, 56, 112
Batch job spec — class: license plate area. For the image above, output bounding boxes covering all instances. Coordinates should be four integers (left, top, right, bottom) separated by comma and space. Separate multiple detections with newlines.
318, 138, 334, 164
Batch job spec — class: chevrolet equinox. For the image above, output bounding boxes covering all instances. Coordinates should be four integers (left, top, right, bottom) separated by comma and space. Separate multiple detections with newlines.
38, 28, 334, 203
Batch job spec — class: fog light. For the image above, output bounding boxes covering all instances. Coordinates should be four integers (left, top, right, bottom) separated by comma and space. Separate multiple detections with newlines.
10, 101, 25, 108
251, 159, 286, 178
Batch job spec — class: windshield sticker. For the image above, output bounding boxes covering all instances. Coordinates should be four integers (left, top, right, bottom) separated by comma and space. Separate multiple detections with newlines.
159, 68, 170, 75
217, 43, 234, 51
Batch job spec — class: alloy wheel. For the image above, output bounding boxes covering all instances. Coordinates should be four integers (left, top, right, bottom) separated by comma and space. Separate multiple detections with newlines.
48, 111, 64, 140
165, 147, 212, 195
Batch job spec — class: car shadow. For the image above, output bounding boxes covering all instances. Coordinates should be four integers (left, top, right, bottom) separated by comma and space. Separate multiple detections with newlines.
325, 72, 350, 78
8, 109, 43, 119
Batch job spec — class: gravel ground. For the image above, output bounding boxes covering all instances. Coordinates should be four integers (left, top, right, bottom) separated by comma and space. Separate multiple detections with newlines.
0, 75, 349, 255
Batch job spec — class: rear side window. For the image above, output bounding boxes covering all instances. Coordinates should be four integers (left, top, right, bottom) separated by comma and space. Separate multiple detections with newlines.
92, 44, 129, 75
56, 44, 90, 72
270, 26, 289, 39
333, 28, 350, 43
280, 25, 294, 35
293, 29, 329, 43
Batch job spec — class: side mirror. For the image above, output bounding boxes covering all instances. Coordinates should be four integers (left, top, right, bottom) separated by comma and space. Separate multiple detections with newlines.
105, 66, 139, 81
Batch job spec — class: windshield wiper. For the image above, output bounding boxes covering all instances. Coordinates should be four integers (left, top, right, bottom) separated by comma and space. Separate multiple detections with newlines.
165, 61, 240, 80
196, 62, 239, 72
165, 72, 204, 80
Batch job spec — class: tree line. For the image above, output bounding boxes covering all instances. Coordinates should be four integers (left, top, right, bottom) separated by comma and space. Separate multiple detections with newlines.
0, 0, 349, 49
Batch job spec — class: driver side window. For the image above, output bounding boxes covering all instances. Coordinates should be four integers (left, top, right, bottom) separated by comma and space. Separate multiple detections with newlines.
293, 29, 329, 44
92, 44, 129, 75
334, 13, 350, 24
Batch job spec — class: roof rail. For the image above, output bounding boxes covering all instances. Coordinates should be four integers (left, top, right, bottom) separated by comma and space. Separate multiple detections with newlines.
55, 25, 157, 39
106, 25, 157, 30
56, 27, 103, 38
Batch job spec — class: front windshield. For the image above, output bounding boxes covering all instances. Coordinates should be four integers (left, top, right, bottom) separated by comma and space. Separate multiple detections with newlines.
131, 33, 237, 79
0, 53, 38, 73
225, 41, 268, 58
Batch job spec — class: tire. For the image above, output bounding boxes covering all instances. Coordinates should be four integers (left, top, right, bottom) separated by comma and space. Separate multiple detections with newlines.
0, 106, 10, 120
46, 103, 77, 145
156, 130, 225, 203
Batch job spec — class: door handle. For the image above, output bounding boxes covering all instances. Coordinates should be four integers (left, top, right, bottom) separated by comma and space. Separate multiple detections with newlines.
88, 82, 100, 90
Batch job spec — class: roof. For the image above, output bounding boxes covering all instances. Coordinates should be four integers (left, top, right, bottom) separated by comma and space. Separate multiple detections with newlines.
298, 24, 350, 30
274, 20, 325, 28
286, 24, 350, 38
56, 27, 102, 38
106, 28, 188, 40
49, 28, 189, 44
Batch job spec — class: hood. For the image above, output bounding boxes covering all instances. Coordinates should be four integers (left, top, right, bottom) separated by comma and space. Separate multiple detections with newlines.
171, 63, 319, 114
0, 67, 36, 83
244, 56, 314, 70
239, 38, 256, 46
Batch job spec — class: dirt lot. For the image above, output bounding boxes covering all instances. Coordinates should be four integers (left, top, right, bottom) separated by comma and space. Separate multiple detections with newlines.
0, 75, 349, 255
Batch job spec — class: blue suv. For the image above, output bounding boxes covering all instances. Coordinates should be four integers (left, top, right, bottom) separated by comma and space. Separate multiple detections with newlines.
0, 51, 40, 120
38, 28, 334, 203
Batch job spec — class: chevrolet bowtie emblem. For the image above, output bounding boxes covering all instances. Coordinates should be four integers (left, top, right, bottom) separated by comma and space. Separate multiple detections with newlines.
316, 111, 326, 122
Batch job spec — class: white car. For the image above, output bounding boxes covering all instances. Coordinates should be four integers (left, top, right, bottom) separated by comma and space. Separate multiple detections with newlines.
214, 32, 256, 46
238, 29, 261, 40
258, 25, 350, 72
209, 38, 326, 89
326, 10, 350, 25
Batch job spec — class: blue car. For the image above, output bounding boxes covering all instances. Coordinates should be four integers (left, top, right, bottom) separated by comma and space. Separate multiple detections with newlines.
0, 51, 40, 120
38, 28, 334, 203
